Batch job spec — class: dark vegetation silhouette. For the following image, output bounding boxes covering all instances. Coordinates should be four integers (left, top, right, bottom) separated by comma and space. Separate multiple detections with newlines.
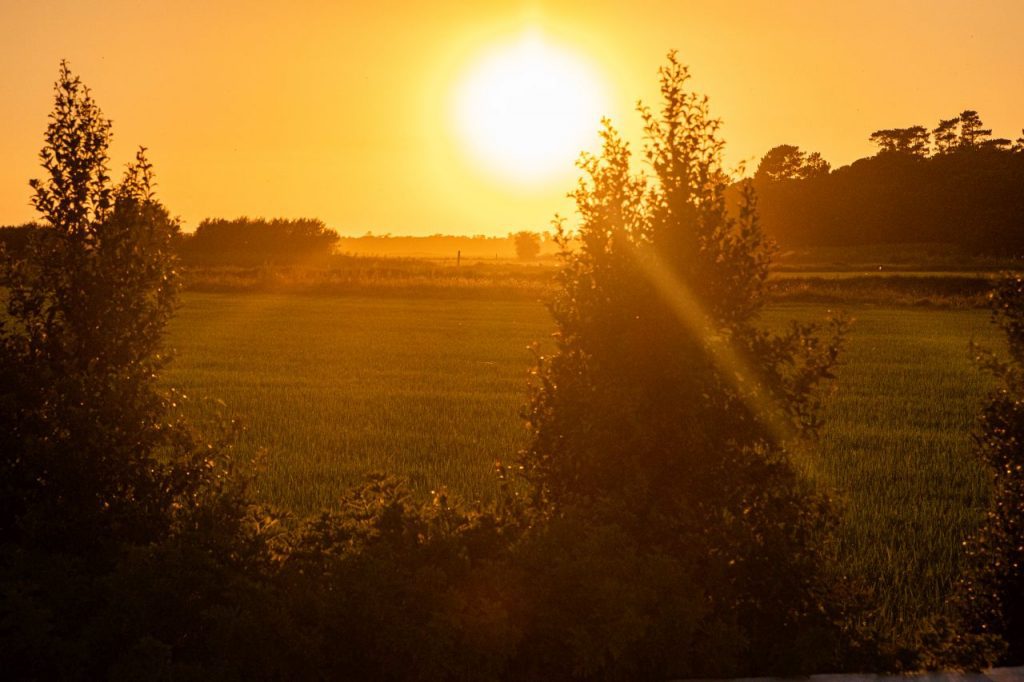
177, 216, 339, 265
334, 233, 525, 259
0, 222, 41, 260
0, 61, 277, 678
3, 58, 1022, 679
751, 110, 1024, 252
954, 277, 1024, 664
511, 230, 541, 260
755, 144, 831, 181
517, 52, 868, 677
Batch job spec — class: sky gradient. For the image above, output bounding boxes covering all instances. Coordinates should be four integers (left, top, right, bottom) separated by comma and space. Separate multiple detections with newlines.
2, 0, 1022, 235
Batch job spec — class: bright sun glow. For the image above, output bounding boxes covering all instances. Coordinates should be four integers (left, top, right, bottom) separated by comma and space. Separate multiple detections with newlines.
452, 32, 607, 186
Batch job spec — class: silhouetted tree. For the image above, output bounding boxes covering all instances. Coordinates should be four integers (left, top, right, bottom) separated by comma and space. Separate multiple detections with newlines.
0, 63, 193, 549
959, 110, 992, 149
0, 222, 42, 259
755, 144, 830, 181
512, 230, 541, 260
750, 109, 1024, 251
803, 150, 832, 177
869, 126, 930, 157
0, 61, 277, 679
521, 52, 855, 677
934, 117, 960, 154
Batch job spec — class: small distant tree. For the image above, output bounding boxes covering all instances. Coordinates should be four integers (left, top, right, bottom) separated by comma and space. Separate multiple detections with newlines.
755, 144, 830, 181
512, 230, 541, 260
869, 126, 931, 157
958, 110, 993, 149
755, 144, 804, 180
520, 52, 854, 677
802, 150, 832, 177
934, 117, 960, 154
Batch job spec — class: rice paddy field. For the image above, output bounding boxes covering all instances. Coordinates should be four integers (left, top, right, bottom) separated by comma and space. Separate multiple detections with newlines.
164, 291, 1004, 634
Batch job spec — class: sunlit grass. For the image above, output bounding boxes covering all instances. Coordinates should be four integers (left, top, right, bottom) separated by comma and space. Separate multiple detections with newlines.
164, 294, 549, 511
791, 305, 1001, 633
164, 293, 1001, 634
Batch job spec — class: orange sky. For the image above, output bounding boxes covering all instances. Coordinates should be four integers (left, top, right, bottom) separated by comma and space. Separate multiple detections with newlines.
2, 0, 1022, 236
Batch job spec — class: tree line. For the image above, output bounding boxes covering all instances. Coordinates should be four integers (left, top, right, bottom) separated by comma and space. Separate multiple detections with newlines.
750, 110, 1024, 252
2, 220, 555, 264
2, 60, 1023, 679
178, 216, 340, 265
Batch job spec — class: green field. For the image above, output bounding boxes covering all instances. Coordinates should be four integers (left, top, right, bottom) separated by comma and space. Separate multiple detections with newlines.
165, 292, 1003, 632
164, 293, 550, 511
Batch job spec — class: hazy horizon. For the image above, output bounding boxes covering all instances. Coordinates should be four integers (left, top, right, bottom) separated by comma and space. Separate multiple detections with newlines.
3, 0, 1023, 236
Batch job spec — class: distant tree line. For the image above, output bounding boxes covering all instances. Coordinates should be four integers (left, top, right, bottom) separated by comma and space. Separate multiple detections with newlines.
750, 110, 1024, 252
177, 216, 340, 265
0, 222, 41, 259
335, 232, 557, 260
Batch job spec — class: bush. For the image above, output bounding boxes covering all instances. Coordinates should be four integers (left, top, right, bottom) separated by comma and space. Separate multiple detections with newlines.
955, 276, 1024, 665
518, 52, 860, 677
512, 230, 541, 261
278, 475, 522, 681
0, 61, 281, 680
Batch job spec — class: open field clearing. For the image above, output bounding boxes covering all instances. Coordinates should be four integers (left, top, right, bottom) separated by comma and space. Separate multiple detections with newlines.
164, 293, 551, 511
793, 305, 1001, 631
180, 259, 1013, 308
165, 293, 1003, 632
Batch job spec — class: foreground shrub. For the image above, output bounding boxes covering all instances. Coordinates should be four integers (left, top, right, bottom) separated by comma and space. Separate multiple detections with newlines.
955, 276, 1024, 665
0, 61, 282, 680
277, 475, 522, 681
518, 52, 864, 676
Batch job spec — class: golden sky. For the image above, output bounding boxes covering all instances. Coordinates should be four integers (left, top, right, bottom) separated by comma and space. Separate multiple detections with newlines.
2, 0, 1022, 236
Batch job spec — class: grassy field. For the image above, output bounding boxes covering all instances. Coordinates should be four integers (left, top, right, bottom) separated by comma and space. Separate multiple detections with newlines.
164, 293, 550, 511
164, 292, 1003, 633
794, 306, 1000, 630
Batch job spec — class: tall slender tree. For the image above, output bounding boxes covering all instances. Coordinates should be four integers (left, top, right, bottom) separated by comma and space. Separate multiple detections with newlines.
0, 62, 203, 550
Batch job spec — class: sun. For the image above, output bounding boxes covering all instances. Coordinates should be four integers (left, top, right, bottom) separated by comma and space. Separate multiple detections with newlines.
452, 32, 607, 186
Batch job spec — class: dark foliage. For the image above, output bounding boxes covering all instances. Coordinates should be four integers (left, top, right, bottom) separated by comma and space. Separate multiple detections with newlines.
0, 223, 43, 260
751, 111, 1024, 252
277, 476, 524, 681
2, 62, 191, 551
755, 144, 831, 181
0, 61, 281, 680
955, 276, 1024, 665
511, 230, 541, 261
518, 52, 864, 677
178, 216, 339, 266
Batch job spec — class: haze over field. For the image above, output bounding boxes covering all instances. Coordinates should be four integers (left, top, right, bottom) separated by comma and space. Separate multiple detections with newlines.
3, 0, 1024, 235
